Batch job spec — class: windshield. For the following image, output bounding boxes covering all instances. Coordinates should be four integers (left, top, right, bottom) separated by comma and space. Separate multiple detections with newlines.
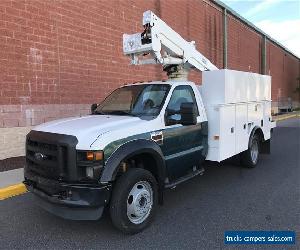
95, 84, 170, 117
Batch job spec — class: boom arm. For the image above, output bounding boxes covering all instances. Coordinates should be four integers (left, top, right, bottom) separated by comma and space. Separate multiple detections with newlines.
123, 10, 218, 73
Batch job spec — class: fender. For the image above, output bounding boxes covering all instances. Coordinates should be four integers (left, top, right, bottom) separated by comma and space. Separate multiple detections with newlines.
100, 139, 167, 185
249, 126, 265, 143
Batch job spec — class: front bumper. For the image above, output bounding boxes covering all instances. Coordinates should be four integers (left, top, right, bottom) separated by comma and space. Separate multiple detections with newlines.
24, 173, 112, 220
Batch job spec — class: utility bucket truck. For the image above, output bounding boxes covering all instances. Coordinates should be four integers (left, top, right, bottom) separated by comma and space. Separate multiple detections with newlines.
24, 10, 276, 234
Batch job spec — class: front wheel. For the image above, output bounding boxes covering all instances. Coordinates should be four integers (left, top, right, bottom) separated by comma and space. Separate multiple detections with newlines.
109, 168, 158, 234
240, 134, 260, 168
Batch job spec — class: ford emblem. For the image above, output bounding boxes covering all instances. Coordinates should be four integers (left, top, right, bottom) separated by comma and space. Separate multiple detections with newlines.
34, 152, 47, 161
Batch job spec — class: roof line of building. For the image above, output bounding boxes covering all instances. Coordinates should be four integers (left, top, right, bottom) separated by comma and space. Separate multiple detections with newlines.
213, 0, 300, 60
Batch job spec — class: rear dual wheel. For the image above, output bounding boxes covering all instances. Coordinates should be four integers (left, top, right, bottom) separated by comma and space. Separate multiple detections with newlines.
241, 134, 260, 168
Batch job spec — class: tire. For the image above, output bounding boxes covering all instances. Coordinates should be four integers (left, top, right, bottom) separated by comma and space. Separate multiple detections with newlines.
240, 134, 260, 168
109, 168, 158, 234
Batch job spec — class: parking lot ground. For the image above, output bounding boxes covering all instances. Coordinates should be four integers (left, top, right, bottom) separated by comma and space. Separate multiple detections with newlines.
0, 117, 299, 250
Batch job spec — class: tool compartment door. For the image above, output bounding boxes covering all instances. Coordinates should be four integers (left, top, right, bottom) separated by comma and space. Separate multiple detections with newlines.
219, 105, 236, 160
262, 101, 272, 140
235, 104, 249, 154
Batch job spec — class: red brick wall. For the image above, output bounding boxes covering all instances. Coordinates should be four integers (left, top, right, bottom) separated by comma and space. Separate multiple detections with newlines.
0, 104, 90, 127
0, 0, 299, 128
0, 0, 162, 106
227, 15, 261, 73
267, 42, 284, 101
266, 41, 299, 102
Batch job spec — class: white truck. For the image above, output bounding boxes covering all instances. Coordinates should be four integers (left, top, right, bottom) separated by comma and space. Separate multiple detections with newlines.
24, 11, 275, 234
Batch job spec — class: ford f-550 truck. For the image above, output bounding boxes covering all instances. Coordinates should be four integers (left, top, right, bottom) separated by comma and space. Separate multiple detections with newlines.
24, 11, 275, 234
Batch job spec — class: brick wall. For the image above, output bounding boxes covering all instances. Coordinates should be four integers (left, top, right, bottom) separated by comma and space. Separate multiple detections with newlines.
0, 126, 31, 159
265, 41, 299, 111
0, 0, 299, 159
227, 15, 261, 73
0, 104, 90, 128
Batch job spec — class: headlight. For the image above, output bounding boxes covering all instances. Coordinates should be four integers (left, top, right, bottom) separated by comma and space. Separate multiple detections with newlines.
77, 150, 104, 180
86, 166, 94, 178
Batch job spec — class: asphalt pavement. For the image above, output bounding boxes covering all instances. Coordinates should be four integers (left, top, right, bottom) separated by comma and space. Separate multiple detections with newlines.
0, 118, 299, 250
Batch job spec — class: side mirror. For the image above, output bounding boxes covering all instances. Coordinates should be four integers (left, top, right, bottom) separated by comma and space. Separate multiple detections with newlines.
165, 109, 178, 126
91, 103, 98, 114
180, 102, 197, 125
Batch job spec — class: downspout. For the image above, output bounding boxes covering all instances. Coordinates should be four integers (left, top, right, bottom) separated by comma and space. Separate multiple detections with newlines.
223, 8, 228, 69
261, 35, 267, 75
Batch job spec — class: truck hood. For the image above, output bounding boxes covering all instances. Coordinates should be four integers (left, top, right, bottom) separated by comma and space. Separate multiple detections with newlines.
33, 115, 146, 148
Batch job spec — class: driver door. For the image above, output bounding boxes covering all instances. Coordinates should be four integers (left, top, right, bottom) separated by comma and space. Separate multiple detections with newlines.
161, 85, 205, 181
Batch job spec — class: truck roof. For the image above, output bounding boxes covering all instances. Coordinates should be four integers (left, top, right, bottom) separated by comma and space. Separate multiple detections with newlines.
124, 80, 195, 87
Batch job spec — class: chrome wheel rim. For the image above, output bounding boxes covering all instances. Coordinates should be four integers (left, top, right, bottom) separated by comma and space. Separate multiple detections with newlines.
251, 139, 259, 164
127, 181, 153, 224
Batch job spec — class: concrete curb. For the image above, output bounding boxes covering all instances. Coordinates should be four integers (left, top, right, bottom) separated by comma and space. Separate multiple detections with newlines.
273, 113, 300, 122
0, 183, 27, 200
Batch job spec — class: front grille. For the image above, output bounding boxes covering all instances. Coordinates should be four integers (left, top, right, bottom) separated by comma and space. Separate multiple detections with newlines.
26, 138, 65, 180
25, 131, 78, 182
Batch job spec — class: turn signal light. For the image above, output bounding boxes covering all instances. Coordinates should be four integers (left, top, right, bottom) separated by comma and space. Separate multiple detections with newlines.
95, 151, 103, 161
86, 151, 103, 161
86, 152, 94, 161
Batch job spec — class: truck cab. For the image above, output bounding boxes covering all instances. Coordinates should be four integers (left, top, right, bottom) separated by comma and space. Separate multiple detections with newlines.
24, 81, 209, 228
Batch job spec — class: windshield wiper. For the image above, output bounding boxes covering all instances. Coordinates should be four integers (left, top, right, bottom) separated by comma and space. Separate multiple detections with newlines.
106, 110, 136, 116
93, 111, 107, 115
